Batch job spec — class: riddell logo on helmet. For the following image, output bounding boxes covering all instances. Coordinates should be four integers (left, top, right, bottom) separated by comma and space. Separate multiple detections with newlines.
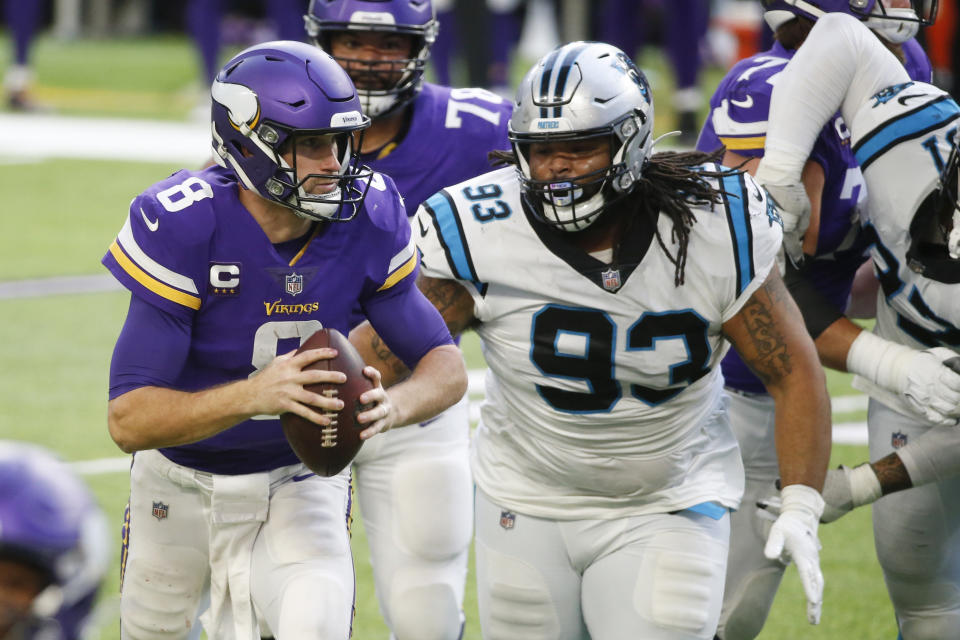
351, 11, 397, 25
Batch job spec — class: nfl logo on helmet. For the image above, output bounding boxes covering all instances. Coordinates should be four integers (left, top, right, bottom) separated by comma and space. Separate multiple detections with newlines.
285, 273, 304, 296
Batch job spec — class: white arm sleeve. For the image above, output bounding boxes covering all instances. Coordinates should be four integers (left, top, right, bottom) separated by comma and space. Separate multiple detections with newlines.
759, 13, 911, 184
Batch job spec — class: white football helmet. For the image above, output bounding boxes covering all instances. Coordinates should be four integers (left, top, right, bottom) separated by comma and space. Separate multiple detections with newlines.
509, 41, 655, 232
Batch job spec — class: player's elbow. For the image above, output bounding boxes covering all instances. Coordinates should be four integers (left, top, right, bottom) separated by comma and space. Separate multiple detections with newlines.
107, 394, 145, 454
443, 345, 469, 405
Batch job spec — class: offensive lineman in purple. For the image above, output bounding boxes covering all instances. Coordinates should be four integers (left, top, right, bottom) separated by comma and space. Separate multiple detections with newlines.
303, 4, 509, 638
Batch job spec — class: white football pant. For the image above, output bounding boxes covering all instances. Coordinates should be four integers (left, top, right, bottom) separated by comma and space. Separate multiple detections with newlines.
352, 396, 472, 640
474, 488, 730, 639
715, 390, 783, 640
120, 449, 354, 640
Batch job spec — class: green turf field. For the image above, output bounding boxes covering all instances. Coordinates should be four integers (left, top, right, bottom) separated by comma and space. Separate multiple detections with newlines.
0, 33, 896, 639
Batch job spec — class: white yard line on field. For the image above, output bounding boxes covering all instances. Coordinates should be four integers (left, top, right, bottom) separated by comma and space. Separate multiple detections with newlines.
0, 274, 122, 299
0, 113, 210, 164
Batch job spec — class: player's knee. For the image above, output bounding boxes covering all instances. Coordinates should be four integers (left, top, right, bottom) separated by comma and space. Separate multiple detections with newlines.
393, 457, 472, 560
273, 573, 352, 640
120, 554, 205, 640
646, 549, 725, 636
716, 566, 785, 640
388, 583, 463, 640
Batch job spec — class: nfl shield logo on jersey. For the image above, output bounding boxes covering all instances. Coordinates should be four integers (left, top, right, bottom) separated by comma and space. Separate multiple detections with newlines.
601, 268, 622, 292
891, 431, 908, 449
285, 273, 303, 296
499, 510, 516, 530
152, 501, 169, 521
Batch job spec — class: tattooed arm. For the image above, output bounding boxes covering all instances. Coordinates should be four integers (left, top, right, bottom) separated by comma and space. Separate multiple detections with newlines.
350, 274, 478, 389
722, 268, 830, 490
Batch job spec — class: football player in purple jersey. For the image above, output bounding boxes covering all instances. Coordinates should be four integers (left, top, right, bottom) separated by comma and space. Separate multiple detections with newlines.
3, 0, 43, 110
0, 441, 110, 640
102, 41, 467, 640
304, 1, 511, 637
697, 2, 940, 638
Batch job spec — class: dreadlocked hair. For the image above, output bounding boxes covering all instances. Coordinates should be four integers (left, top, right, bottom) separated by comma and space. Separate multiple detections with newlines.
630, 147, 732, 286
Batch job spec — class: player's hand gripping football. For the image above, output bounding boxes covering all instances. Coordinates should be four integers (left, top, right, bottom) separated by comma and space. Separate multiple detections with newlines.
249, 347, 347, 422
763, 484, 825, 625
356, 365, 399, 440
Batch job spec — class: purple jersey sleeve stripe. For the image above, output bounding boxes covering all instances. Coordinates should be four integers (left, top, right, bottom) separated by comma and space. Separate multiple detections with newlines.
719, 135, 766, 152
377, 252, 418, 291
107, 241, 202, 310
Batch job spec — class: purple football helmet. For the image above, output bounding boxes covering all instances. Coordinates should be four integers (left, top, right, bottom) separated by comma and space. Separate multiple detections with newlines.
0, 441, 109, 639
761, 0, 938, 42
305, 0, 438, 117
211, 40, 374, 222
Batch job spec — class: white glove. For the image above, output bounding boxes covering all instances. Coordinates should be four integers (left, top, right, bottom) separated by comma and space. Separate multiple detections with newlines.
754, 169, 811, 267
903, 348, 960, 424
847, 331, 960, 425
763, 484, 825, 625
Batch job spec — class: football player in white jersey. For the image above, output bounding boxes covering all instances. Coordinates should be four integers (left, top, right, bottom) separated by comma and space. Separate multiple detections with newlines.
757, 12, 960, 638
352, 41, 832, 639
698, 2, 939, 638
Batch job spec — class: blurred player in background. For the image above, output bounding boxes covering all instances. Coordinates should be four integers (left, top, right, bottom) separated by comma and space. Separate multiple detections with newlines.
597, 0, 711, 146
354, 40, 832, 638
186, 0, 306, 85
696, 2, 942, 637
3, 0, 43, 110
305, 1, 510, 636
102, 41, 466, 639
758, 10, 960, 637
0, 441, 110, 640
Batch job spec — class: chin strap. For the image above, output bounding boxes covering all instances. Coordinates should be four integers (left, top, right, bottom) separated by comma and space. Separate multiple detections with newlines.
651, 130, 681, 149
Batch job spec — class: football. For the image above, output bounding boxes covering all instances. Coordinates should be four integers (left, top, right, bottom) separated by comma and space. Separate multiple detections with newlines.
280, 328, 374, 477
